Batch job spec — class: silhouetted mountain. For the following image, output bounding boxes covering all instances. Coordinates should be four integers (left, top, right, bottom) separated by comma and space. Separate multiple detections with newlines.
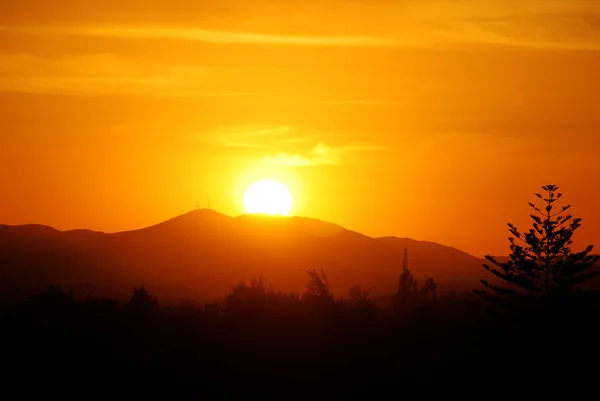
0, 210, 489, 303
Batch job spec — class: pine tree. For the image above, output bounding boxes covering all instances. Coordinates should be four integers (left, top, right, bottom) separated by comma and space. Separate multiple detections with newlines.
124, 283, 159, 318
398, 268, 415, 303
476, 185, 599, 316
397, 246, 416, 307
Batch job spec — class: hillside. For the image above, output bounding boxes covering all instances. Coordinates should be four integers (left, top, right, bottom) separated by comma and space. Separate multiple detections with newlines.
0, 210, 489, 303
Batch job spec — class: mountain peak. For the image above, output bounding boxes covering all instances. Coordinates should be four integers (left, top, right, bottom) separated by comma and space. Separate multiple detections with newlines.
145, 208, 231, 228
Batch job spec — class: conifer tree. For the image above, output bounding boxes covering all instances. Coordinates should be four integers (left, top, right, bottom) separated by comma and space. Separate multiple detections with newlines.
398, 246, 416, 306
124, 283, 159, 318
476, 185, 599, 315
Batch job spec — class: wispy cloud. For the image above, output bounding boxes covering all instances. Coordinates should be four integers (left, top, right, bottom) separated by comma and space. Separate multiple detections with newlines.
204, 125, 299, 148
317, 100, 406, 106
1, 1, 600, 50
0, 52, 249, 97
1, 25, 396, 48
264, 141, 386, 167
201, 124, 386, 166
264, 142, 338, 167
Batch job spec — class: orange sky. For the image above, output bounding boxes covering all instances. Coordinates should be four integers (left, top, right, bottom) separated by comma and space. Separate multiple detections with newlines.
1, 0, 599, 257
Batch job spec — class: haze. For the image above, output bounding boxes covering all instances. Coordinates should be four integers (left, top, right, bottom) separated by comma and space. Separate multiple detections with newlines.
1, 0, 599, 257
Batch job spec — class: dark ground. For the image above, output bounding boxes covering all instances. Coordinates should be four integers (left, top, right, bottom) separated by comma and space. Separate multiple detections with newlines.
1, 286, 598, 400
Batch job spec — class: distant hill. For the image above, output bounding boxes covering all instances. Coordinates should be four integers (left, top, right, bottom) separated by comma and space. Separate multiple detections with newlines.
0, 209, 494, 303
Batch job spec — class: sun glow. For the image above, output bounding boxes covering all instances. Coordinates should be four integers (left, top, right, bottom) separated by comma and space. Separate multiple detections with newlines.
243, 180, 293, 216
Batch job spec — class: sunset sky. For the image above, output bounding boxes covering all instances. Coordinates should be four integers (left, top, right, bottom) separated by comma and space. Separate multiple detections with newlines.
1, 0, 599, 257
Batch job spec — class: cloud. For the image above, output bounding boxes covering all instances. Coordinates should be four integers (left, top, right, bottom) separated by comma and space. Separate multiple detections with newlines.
2, 1, 600, 50
0, 52, 248, 97
198, 125, 380, 166
264, 142, 338, 167
197, 122, 532, 166
431, 18, 600, 51
264, 141, 386, 167
317, 100, 406, 106
263, 154, 319, 167
1, 25, 395, 48
202, 125, 386, 166
204, 125, 299, 148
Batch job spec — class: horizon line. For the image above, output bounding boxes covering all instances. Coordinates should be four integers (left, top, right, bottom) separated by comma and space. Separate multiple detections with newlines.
0, 208, 495, 259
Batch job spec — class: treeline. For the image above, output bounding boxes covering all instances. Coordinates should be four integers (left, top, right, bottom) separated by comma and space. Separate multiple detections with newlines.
0, 271, 598, 399
0, 277, 487, 400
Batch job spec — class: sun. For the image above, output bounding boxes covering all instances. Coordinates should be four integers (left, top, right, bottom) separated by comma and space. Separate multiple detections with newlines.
243, 180, 293, 216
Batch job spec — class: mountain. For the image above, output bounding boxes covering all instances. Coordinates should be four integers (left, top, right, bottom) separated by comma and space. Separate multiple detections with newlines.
0, 210, 489, 304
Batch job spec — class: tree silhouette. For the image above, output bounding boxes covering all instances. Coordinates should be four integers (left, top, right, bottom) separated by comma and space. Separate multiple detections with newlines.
32, 285, 74, 305
25, 285, 77, 325
419, 278, 438, 304
476, 185, 599, 316
304, 268, 333, 300
347, 285, 375, 316
124, 283, 159, 318
398, 267, 416, 308
225, 276, 267, 311
395, 245, 419, 309
348, 285, 370, 303
303, 268, 347, 312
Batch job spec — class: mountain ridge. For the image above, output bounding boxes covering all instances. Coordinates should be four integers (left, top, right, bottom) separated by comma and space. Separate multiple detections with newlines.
1, 209, 482, 258
0, 209, 492, 303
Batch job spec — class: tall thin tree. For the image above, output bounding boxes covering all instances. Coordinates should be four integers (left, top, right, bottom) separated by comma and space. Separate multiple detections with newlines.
476, 185, 599, 315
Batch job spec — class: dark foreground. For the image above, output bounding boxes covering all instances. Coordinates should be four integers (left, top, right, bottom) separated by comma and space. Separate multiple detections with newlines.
1, 286, 598, 400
